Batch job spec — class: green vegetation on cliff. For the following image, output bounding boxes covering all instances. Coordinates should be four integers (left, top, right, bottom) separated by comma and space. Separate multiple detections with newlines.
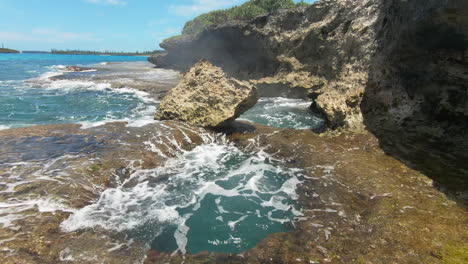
182, 0, 309, 35
0, 48, 20, 53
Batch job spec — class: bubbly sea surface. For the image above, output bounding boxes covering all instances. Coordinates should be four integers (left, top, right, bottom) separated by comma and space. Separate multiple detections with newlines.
0, 53, 324, 131
60, 133, 304, 255
0, 53, 320, 256
0, 53, 152, 130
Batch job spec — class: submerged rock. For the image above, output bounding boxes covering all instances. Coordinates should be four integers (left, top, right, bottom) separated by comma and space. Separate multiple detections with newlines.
64, 65, 94, 72
45, 61, 182, 100
155, 60, 259, 127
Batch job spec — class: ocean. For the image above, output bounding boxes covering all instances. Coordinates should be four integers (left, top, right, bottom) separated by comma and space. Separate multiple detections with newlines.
0, 53, 154, 130
0, 53, 322, 256
0, 53, 324, 131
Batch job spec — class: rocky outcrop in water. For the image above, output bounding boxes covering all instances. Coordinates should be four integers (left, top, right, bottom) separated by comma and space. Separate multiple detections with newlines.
155, 60, 259, 127
47, 61, 182, 100
64, 65, 94, 72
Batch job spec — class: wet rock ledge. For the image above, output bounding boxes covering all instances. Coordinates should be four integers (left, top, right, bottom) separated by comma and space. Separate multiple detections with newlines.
0, 0, 466, 263
147, 123, 468, 264
0, 122, 466, 264
0, 122, 206, 264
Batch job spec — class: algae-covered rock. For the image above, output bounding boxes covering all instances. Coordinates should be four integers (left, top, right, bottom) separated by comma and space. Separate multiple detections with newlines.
155, 60, 259, 127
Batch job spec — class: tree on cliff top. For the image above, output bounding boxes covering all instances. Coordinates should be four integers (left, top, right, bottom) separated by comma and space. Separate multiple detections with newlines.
181, 0, 308, 35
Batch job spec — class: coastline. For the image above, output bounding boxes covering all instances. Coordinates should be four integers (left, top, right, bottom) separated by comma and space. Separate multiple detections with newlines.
0, 48, 20, 53
0, 57, 466, 263
0, 57, 181, 131
0, 118, 466, 263
0, 0, 466, 261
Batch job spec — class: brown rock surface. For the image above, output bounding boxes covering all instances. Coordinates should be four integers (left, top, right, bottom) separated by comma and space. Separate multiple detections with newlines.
0, 122, 206, 264
155, 60, 259, 127
144, 122, 468, 264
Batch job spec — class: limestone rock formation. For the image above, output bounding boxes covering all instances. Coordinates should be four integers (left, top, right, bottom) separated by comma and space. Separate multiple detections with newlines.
149, 0, 467, 134
149, 0, 468, 197
155, 60, 258, 127
149, 1, 377, 129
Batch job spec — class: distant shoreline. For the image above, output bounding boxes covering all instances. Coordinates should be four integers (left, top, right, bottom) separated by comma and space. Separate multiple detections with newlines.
0, 48, 20, 53
1, 49, 163, 56
50, 49, 165, 56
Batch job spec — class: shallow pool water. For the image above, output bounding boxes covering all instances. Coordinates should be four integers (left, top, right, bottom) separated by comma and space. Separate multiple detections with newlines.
61, 134, 304, 254
240, 97, 325, 130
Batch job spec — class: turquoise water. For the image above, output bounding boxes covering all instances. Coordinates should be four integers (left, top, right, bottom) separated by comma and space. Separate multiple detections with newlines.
0, 53, 152, 129
0, 53, 324, 131
2, 53, 308, 256
240, 97, 325, 131
61, 135, 303, 254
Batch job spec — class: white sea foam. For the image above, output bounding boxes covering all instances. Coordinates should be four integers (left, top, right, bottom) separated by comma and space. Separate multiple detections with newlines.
259, 97, 312, 109
78, 104, 158, 129
21, 65, 161, 129
61, 133, 303, 254
30, 65, 156, 101
239, 97, 324, 130
174, 215, 191, 255
0, 198, 75, 228
0, 125, 11, 130
227, 215, 248, 231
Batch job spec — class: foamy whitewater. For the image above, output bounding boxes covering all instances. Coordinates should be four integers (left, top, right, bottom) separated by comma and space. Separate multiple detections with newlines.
61, 133, 304, 254
0, 53, 315, 256
0, 53, 324, 131
240, 97, 325, 130
0, 53, 155, 130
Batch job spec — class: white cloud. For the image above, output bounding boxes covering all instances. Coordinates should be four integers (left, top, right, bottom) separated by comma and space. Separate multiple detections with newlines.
169, 0, 244, 17
0, 28, 101, 44
85, 0, 126, 6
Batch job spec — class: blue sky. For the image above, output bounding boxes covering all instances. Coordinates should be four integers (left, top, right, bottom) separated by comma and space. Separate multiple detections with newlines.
0, 0, 314, 52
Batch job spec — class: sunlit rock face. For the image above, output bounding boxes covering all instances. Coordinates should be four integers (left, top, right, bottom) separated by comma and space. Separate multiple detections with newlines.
149, 0, 379, 130
155, 60, 259, 127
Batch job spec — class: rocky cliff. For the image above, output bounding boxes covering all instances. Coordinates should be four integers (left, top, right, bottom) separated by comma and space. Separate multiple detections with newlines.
149, 0, 467, 199
149, 0, 380, 129
149, 0, 467, 131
